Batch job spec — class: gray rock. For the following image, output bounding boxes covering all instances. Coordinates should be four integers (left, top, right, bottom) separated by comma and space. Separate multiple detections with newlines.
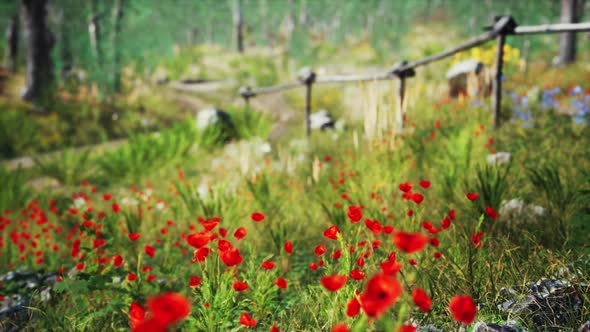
473, 321, 526, 332
416, 324, 443, 332
310, 110, 335, 130
487, 152, 511, 166
446, 59, 486, 98
196, 108, 233, 130
579, 320, 590, 332
446, 59, 484, 80
499, 277, 586, 328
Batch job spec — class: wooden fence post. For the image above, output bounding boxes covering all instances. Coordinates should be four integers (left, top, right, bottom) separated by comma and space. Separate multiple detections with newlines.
492, 33, 506, 130
297, 67, 316, 138
390, 61, 415, 132
489, 16, 517, 130
238, 85, 254, 108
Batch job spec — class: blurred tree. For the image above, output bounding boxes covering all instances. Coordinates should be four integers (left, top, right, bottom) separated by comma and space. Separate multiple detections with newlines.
88, 0, 103, 66
557, 0, 585, 65
111, 0, 125, 93
232, 0, 244, 53
4, 15, 18, 72
21, 0, 54, 105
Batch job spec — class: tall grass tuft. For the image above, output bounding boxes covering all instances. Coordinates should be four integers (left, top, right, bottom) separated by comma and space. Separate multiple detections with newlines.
472, 162, 512, 224
34, 148, 95, 186
0, 167, 33, 211
527, 164, 583, 245
227, 106, 273, 141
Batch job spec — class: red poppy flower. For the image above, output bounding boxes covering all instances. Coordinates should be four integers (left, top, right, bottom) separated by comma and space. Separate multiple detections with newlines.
323, 225, 341, 240
332, 249, 342, 259
471, 231, 485, 249
314, 244, 327, 257
346, 297, 361, 317
128, 273, 137, 281
433, 252, 442, 258
449, 295, 477, 325
146, 292, 191, 326
441, 217, 451, 229
76, 263, 84, 271
234, 227, 247, 240
365, 219, 383, 235
398, 325, 417, 332
200, 218, 220, 231
239, 312, 257, 327
103, 194, 112, 201
331, 323, 350, 332
411, 193, 424, 205
219, 228, 228, 237
144, 245, 155, 258
320, 275, 348, 292
419, 180, 431, 189
129, 302, 145, 330
261, 260, 276, 270
392, 231, 428, 254
217, 239, 232, 251
466, 193, 479, 201
347, 206, 363, 223
384, 225, 395, 234
113, 255, 124, 267
233, 280, 249, 292
132, 317, 166, 332
129, 233, 141, 241
412, 288, 432, 312
429, 237, 440, 247
284, 241, 293, 254
359, 273, 402, 318
275, 277, 287, 289
112, 203, 121, 214
380, 260, 402, 275
251, 212, 265, 222
485, 206, 498, 220
350, 270, 365, 280
422, 221, 433, 230
449, 209, 456, 220
220, 248, 243, 266
193, 247, 210, 262
398, 183, 412, 193
186, 231, 212, 249
309, 262, 318, 270
189, 276, 201, 287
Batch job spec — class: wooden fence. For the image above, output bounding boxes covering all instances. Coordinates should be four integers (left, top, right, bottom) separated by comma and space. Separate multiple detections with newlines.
237, 16, 590, 137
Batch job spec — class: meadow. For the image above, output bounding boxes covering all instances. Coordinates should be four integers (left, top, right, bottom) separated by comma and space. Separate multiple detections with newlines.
1, 6, 590, 332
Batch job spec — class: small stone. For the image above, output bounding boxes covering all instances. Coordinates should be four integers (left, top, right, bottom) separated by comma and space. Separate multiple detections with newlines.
487, 152, 511, 166
579, 320, 590, 332
310, 110, 335, 130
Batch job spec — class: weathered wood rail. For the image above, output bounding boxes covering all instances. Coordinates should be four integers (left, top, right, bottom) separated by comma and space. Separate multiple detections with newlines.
237, 16, 590, 137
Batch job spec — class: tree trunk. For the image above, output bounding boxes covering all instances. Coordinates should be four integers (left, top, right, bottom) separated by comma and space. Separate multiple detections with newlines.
52, 3, 72, 79
21, 0, 54, 103
88, 0, 102, 66
284, 0, 295, 40
5, 15, 19, 72
259, 0, 269, 46
557, 0, 582, 65
233, 0, 244, 53
111, 0, 125, 93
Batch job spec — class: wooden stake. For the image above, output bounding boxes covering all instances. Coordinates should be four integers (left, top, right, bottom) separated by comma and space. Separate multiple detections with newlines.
398, 76, 406, 131
304, 82, 312, 138
297, 67, 316, 139
492, 33, 506, 130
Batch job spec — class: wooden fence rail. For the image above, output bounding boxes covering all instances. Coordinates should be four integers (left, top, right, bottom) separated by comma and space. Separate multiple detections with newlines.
237, 16, 590, 137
